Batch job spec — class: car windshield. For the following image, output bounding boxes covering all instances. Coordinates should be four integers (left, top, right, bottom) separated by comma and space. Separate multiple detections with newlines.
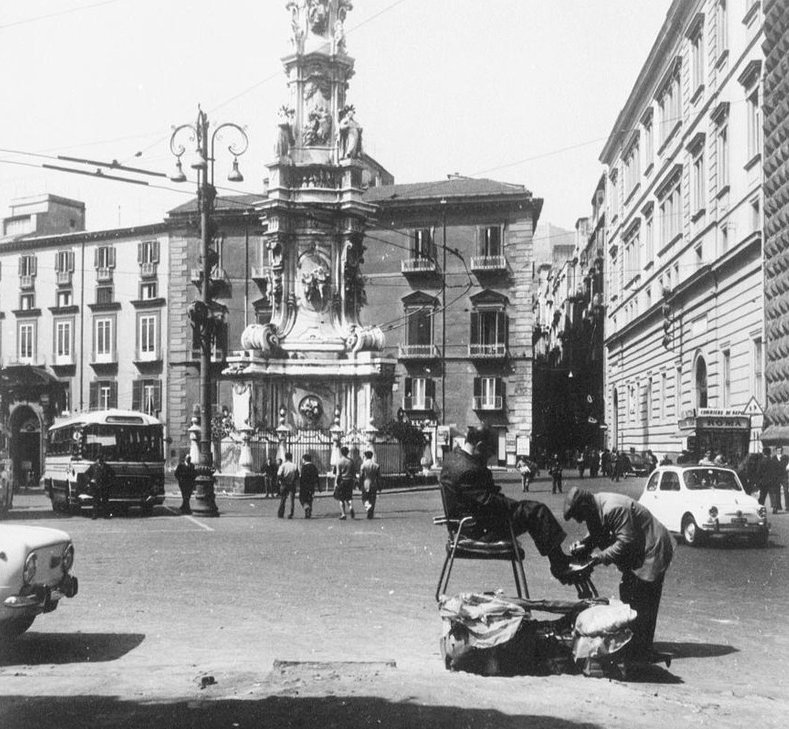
682, 468, 742, 491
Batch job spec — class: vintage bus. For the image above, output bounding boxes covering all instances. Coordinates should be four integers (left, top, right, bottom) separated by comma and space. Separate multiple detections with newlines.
43, 409, 166, 516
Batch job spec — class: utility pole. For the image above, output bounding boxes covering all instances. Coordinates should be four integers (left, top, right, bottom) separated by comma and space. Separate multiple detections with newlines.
440, 198, 447, 425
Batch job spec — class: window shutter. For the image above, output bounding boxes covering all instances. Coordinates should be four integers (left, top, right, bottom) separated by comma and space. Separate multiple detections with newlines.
132, 381, 142, 411
94, 248, 100, 268
426, 378, 436, 400
473, 377, 481, 398
108, 247, 116, 268
137, 242, 143, 264
152, 240, 160, 263
54, 252, 60, 272
153, 380, 162, 410
404, 377, 412, 396
470, 311, 479, 344
497, 311, 507, 345
109, 381, 118, 409
18, 257, 24, 275
495, 378, 504, 399
89, 382, 98, 409
68, 251, 75, 272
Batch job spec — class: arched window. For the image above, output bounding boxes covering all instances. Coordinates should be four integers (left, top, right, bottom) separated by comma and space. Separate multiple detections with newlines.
695, 356, 708, 409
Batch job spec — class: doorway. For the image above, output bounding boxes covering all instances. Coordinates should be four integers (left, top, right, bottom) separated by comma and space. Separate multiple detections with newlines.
9, 405, 42, 490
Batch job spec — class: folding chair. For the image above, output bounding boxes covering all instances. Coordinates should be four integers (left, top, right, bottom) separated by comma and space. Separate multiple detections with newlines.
433, 487, 529, 602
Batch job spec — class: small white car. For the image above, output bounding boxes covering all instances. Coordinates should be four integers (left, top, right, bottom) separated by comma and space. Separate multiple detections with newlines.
639, 465, 769, 547
0, 525, 78, 639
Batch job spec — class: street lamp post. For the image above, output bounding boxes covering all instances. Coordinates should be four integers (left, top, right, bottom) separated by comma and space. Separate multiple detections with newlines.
170, 106, 248, 517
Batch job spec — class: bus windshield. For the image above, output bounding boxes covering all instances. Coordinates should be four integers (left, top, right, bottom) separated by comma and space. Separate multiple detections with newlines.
81, 423, 164, 462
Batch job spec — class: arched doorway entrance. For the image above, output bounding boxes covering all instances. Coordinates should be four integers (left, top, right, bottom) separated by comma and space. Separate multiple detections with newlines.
9, 405, 42, 490
695, 356, 708, 410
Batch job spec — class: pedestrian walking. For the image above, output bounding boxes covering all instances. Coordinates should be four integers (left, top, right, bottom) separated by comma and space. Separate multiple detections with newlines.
610, 450, 622, 482
757, 447, 784, 514
588, 449, 600, 478
564, 487, 674, 661
333, 446, 356, 520
576, 449, 585, 479
277, 452, 299, 519
549, 454, 563, 494
174, 454, 195, 514
85, 450, 115, 520
358, 450, 381, 519
299, 453, 319, 519
265, 456, 279, 499
601, 449, 611, 478
516, 456, 532, 492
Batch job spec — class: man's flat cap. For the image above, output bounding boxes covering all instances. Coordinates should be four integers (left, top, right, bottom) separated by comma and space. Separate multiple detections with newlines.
563, 486, 592, 521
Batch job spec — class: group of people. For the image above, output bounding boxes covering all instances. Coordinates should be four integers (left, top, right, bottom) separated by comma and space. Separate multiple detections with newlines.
440, 425, 674, 661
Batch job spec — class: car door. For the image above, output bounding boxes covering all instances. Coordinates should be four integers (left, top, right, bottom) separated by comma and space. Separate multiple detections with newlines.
655, 470, 682, 531
640, 470, 662, 519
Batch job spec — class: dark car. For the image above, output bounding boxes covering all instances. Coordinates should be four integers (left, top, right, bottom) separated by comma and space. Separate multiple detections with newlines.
621, 452, 651, 477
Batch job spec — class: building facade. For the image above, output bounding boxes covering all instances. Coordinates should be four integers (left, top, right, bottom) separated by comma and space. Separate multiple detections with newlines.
0, 195, 170, 485
600, 0, 765, 460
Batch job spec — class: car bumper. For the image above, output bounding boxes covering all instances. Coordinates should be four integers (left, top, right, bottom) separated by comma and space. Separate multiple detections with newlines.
3, 575, 79, 613
700, 520, 768, 536
76, 493, 164, 506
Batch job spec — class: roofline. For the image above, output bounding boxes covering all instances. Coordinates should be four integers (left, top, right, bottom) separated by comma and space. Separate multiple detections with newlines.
0, 222, 169, 252
599, 0, 689, 164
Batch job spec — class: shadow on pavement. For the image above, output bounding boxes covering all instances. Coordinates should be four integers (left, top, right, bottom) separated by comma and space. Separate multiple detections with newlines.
655, 641, 738, 660
0, 694, 607, 729
0, 632, 145, 666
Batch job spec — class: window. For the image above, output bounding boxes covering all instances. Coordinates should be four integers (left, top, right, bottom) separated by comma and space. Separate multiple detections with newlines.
646, 378, 652, 425
19, 293, 35, 310
645, 209, 654, 263
140, 281, 158, 300
659, 174, 682, 247
751, 197, 761, 233
405, 307, 433, 347
643, 113, 654, 169
473, 376, 503, 410
95, 246, 116, 269
623, 139, 640, 197
720, 224, 729, 253
138, 240, 160, 264
403, 377, 435, 410
18, 255, 37, 277
55, 320, 73, 365
412, 228, 435, 260
695, 356, 708, 409
481, 226, 503, 257
661, 372, 667, 421
657, 66, 681, 147
722, 349, 731, 407
132, 379, 161, 415
754, 337, 764, 402
694, 242, 704, 268
690, 24, 705, 95
94, 317, 115, 363
691, 147, 705, 215
96, 286, 114, 305
89, 380, 118, 410
137, 314, 158, 361
55, 250, 75, 273
17, 322, 35, 362
56, 290, 72, 308
470, 309, 508, 357
716, 1, 728, 58
623, 224, 640, 283
717, 123, 729, 189
746, 90, 761, 161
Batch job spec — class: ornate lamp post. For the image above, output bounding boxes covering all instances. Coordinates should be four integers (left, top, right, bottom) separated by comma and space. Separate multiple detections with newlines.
170, 106, 248, 517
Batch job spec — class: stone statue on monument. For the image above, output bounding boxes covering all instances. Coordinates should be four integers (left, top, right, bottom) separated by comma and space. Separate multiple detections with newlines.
275, 106, 295, 157
338, 105, 363, 159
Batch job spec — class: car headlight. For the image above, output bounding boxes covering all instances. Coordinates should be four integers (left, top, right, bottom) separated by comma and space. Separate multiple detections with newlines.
759, 506, 767, 519
708, 506, 718, 519
61, 544, 75, 573
23, 553, 38, 585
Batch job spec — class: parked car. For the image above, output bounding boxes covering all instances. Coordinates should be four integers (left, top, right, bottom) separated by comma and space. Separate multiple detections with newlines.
621, 452, 651, 477
638, 465, 768, 547
0, 525, 78, 638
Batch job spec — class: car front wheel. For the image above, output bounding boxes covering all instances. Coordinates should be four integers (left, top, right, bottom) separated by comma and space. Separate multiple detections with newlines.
0, 614, 35, 639
682, 515, 704, 546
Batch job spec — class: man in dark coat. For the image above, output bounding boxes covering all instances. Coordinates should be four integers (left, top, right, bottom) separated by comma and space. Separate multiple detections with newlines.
85, 451, 115, 520
174, 454, 196, 514
564, 486, 675, 659
299, 453, 319, 519
440, 425, 581, 584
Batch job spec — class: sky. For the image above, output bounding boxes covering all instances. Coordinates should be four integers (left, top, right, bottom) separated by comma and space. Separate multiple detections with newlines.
0, 0, 674, 234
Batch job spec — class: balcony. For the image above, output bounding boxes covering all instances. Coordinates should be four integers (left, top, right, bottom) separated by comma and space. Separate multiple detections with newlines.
19, 275, 35, 290
140, 262, 158, 278
402, 397, 435, 412
56, 271, 72, 286
470, 255, 506, 272
468, 343, 507, 359
191, 347, 226, 363
401, 257, 438, 275
96, 267, 113, 283
398, 344, 440, 360
473, 396, 503, 411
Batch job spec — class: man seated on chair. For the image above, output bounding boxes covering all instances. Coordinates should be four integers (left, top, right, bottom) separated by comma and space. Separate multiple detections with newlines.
439, 424, 582, 584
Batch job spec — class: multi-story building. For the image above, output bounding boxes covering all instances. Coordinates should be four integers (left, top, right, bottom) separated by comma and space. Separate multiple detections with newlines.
600, 0, 765, 460
0, 194, 170, 484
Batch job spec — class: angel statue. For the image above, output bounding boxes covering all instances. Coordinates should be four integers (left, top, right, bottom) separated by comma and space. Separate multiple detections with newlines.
338, 105, 363, 159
